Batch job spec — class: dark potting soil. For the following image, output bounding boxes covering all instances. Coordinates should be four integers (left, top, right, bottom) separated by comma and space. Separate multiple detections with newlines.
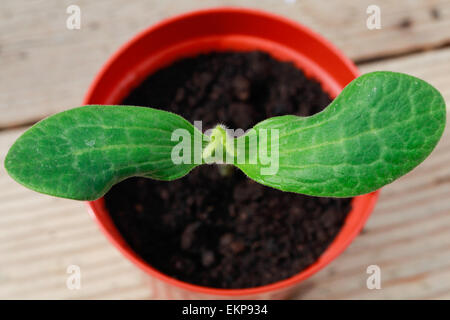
105, 51, 352, 289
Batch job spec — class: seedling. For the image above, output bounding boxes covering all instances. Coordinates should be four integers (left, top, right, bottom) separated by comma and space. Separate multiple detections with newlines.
4, 72, 446, 200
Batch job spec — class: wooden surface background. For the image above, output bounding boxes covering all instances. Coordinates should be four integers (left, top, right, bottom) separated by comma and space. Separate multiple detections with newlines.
1, 0, 450, 299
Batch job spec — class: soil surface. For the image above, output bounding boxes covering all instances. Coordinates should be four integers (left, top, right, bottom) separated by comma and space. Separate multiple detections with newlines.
105, 51, 352, 289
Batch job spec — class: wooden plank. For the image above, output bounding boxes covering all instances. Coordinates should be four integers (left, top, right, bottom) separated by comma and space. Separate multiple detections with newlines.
1, 0, 450, 128
1, 47, 450, 299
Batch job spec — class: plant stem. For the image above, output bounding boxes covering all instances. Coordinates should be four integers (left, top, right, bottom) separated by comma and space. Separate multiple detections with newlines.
217, 164, 234, 177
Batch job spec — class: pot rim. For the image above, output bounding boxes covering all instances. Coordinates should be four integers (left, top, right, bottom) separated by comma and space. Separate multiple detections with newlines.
85, 6, 379, 297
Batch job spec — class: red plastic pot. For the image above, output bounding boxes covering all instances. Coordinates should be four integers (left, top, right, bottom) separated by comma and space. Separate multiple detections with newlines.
85, 7, 379, 299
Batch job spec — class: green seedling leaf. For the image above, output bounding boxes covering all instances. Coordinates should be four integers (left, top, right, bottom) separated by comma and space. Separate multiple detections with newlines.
236, 71, 446, 197
5, 105, 200, 200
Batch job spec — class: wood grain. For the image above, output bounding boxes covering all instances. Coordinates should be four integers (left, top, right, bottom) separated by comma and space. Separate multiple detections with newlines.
1, 0, 450, 127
